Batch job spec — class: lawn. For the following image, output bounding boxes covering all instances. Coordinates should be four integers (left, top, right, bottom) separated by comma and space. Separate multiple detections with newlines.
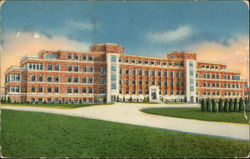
142, 108, 249, 124
1, 110, 249, 158
0, 103, 113, 109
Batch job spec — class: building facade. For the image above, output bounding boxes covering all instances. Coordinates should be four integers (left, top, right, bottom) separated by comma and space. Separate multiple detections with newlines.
5, 43, 249, 103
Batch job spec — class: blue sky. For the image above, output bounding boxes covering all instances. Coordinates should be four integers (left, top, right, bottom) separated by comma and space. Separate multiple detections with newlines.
2, 0, 248, 56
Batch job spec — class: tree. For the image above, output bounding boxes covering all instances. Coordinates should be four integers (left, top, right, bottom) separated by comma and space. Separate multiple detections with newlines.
218, 98, 224, 112
224, 99, 229, 112
143, 97, 147, 102
234, 98, 239, 112
7, 96, 11, 103
123, 97, 125, 102
229, 98, 234, 112
129, 97, 133, 102
207, 98, 212, 112
103, 96, 107, 103
245, 97, 250, 112
117, 96, 119, 102
212, 99, 218, 112
146, 96, 149, 102
239, 98, 246, 112
201, 98, 206, 112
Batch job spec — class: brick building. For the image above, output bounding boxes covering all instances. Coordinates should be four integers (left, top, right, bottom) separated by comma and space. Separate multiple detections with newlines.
5, 43, 249, 103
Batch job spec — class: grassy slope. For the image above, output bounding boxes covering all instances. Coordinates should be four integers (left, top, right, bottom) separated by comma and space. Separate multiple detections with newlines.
1, 110, 249, 158
142, 108, 249, 124
0, 103, 112, 109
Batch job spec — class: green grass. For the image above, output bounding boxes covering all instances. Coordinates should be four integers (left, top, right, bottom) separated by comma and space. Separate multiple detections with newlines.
0, 103, 113, 109
142, 108, 249, 124
1, 110, 249, 158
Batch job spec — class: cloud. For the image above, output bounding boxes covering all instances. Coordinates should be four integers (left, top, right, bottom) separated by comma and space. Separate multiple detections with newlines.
67, 20, 93, 30
188, 35, 249, 80
146, 25, 192, 43
1, 31, 90, 86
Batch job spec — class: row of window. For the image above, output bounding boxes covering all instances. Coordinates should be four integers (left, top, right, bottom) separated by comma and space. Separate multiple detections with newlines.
31, 98, 94, 103
30, 86, 94, 94
203, 91, 240, 96
68, 54, 94, 61
119, 89, 185, 95
201, 64, 223, 70
6, 74, 20, 82
120, 69, 184, 77
9, 86, 20, 92
202, 73, 240, 81
119, 79, 184, 87
120, 58, 182, 67
202, 82, 240, 88
27, 63, 43, 70
30, 75, 98, 84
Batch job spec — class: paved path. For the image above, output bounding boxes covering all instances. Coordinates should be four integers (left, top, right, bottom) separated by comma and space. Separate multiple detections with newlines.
1, 103, 249, 141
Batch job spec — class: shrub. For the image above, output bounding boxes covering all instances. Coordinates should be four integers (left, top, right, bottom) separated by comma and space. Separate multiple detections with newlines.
229, 98, 234, 112
245, 98, 250, 112
123, 97, 125, 102
129, 97, 133, 102
103, 97, 107, 103
224, 99, 229, 112
117, 96, 119, 102
7, 96, 11, 103
218, 98, 224, 112
234, 98, 239, 112
212, 99, 216, 112
239, 98, 246, 112
200, 98, 205, 112
43, 100, 47, 104
207, 98, 212, 112
212, 99, 218, 112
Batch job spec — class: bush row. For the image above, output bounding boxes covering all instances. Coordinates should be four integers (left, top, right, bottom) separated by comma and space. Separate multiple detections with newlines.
200, 98, 249, 112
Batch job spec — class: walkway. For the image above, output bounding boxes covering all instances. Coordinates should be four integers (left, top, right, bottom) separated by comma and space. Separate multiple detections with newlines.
1, 103, 249, 141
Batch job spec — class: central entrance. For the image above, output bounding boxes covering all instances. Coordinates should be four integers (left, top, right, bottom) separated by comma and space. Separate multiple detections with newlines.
149, 86, 160, 102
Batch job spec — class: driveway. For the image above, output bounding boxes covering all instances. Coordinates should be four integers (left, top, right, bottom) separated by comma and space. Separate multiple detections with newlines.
1, 103, 249, 141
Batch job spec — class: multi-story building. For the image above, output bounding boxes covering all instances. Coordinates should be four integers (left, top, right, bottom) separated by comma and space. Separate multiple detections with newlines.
5, 43, 249, 103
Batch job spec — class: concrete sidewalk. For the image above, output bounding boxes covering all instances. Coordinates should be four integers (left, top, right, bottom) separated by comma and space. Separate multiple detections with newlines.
1, 103, 249, 141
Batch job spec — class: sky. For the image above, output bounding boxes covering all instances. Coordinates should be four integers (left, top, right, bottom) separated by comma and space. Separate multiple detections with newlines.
0, 0, 249, 87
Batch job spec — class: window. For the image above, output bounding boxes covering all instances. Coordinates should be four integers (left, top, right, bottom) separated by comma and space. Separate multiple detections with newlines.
47, 76, 52, 82
39, 76, 43, 82
111, 66, 116, 71
138, 60, 142, 64
68, 65, 72, 72
190, 71, 194, 77
170, 71, 173, 77
152, 70, 155, 76
67, 88, 72, 93
74, 65, 79, 72
82, 88, 87, 93
55, 64, 60, 71
203, 73, 206, 79
157, 61, 161, 65
38, 87, 43, 93
80, 56, 86, 61
68, 76, 72, 83
74, 77, 79, 83
126, 80, 129, 85
190, 86, 194, 91
83, 66, 87, 72
99, 88, 105, 94
125, 58, 129, 63
74, 55, 79, 60
152, 81, 155, 85
163, 61, 166, 65
31, 75, 36, 82
133, 69, 136, 76
88, 56, 93, 61
111, 83, 116, 89
48, 64, 53, 70
144, 60, 148, 64
176, 72, 180, 78
233, 75, 240, 80
164, 71, 167, 76
68, 54, 72, 60
131, 59, 135, 64
32, 86, 36, 92
47, 87, 52, 93
74, 88, 78, 93
139, 70, 142, 76
55, 87, 59, 93
111, 56, 116, 62
118, 58, 121, 62
132, 80, 136, 85
89, 88, 93, 94
145, 70, 149, 76
100, 77, 105, 84
55, 76, 60, 82
171, 55, 175, 59
158, 70, 161, 76
82, 77, 87, 83
100, 67, 105, 73
89, 77, 93, 83
151, 60, 155, 65
126, 69, 129, 75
